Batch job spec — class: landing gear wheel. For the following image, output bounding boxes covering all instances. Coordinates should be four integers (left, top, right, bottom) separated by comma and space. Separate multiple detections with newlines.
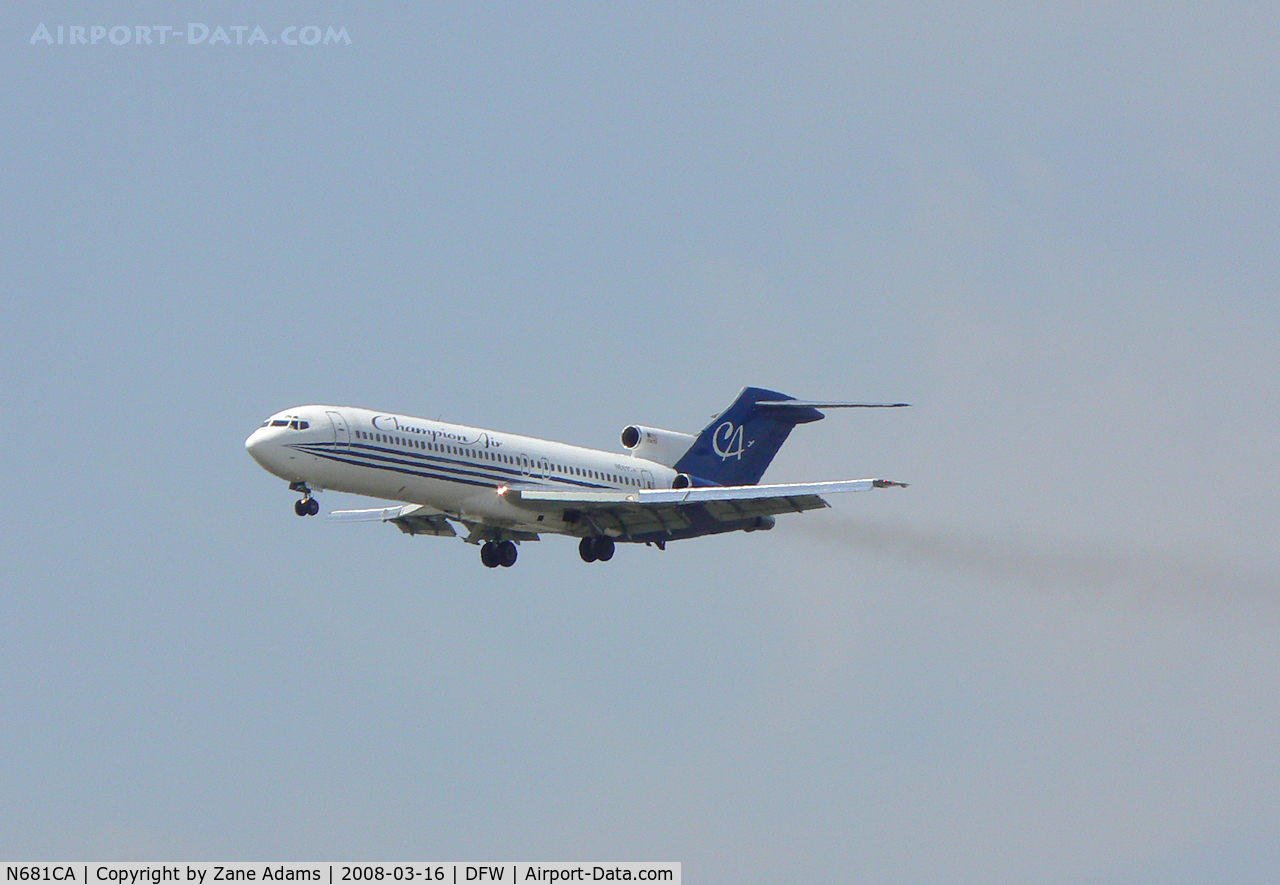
294, 499, 309, 517
497, 540, 518, 568
480, 542, 500, 568
579, 537, 597, 563
595, 536, 615, 562
306, 498, 319, 516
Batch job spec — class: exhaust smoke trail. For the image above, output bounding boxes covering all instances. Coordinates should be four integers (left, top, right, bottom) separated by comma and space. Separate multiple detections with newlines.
795, 517, 1278, 601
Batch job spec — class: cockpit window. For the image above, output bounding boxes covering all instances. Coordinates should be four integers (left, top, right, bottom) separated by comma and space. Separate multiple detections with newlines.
263, 416, 310, 429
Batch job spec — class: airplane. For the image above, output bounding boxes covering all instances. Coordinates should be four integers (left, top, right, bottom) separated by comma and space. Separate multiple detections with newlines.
244, 386, 908, 568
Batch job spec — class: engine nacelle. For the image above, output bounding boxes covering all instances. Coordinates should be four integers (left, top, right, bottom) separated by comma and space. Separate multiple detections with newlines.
620, 425, 696, 468
671, 472, 721, 489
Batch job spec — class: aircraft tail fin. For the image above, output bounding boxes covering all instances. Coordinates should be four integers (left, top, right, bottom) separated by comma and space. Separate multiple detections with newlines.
672, 388, 908, 486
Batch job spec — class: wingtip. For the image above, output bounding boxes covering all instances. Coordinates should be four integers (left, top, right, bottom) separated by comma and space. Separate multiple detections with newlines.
873, 479, 910, 489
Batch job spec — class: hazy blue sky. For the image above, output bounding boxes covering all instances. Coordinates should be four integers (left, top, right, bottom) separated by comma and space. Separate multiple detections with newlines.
3, 3, 1278, 882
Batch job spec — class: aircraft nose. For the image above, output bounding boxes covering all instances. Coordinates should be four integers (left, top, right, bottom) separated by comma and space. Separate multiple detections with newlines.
245, 428, 269, 464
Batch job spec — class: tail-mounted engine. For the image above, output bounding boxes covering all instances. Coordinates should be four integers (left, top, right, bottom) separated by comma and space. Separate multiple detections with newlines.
620, 425, 697, 468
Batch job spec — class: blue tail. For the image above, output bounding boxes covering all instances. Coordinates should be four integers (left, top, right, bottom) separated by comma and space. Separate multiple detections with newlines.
673, 387, 825, 486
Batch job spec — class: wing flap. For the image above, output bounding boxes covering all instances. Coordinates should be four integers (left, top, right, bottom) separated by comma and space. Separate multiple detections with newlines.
701, 494, 829, 520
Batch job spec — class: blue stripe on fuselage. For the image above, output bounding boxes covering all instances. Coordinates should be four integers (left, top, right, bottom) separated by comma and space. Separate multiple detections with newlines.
292, 442, 613, 491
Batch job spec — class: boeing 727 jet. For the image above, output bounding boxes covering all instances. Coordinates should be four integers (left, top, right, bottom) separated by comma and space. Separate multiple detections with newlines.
245, 386, 908, 568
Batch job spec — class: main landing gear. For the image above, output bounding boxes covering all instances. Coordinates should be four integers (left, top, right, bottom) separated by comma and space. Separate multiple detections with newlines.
290, 482, 319, 517
481, 540, 518, 568
579, 536, 615, 563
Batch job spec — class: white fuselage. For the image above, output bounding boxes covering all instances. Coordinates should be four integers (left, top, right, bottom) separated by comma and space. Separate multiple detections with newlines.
245, 405, 678, 535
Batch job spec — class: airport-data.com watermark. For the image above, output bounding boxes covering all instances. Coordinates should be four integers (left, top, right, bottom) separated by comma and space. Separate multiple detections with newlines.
30, 22, 352, 47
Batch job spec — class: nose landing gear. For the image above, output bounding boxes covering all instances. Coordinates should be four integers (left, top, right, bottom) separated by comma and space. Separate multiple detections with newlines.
290, 481, 319, 516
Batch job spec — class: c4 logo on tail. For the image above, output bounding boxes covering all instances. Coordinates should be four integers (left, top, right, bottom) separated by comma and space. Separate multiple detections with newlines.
712, 421, 746, 460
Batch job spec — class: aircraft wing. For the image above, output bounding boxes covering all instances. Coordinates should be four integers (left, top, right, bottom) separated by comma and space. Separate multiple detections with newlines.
329, 503, 458, 537
328, 503, 541, 542
502, 478, 907, 538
